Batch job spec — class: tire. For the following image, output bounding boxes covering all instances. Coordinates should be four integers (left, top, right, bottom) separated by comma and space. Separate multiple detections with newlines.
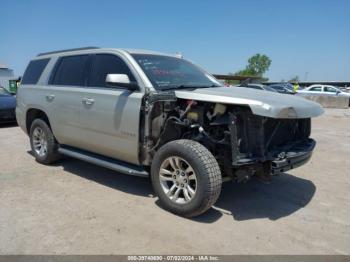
29, 118, 61, 164
151, 139, 222, 217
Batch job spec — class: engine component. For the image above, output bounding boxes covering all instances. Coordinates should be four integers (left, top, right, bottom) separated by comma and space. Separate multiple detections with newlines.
207, 103, 227, 120
187, 111, 199, 122
151, 113, 166, 140
214, 103, 226, 115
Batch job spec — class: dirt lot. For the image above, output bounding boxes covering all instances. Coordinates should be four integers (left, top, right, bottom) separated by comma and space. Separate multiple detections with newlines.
0, 109, 349, 255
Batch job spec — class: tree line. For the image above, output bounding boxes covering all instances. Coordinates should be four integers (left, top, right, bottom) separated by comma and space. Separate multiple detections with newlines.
232, 54, 299, 82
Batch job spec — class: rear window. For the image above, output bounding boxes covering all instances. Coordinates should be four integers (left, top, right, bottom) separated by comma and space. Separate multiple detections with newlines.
21, 58, 50, 85
50, 55, 89, 86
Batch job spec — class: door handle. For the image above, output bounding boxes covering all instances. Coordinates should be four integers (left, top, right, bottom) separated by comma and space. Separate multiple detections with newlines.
82, 97, 94, 105
46, 94, 55, 101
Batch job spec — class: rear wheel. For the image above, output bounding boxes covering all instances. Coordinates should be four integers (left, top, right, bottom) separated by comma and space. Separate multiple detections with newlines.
151, 139, 222, 217
29, 119, 61, 164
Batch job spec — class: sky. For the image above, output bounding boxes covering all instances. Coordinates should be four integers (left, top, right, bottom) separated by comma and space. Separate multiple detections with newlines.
0, 0, 349, 81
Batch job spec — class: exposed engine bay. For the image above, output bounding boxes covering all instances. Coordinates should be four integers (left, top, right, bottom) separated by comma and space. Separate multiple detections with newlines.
140, 91, 313, 182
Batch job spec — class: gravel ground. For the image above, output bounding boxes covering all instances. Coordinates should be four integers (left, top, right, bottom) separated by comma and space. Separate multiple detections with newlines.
0, 108, 349, 255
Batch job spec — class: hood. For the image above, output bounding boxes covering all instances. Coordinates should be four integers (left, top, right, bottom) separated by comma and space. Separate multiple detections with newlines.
0, 95, 16, 110
175, 86, 324, 119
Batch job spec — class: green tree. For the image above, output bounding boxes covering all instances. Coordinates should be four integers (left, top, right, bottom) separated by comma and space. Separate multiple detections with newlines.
234, 53, 272, 77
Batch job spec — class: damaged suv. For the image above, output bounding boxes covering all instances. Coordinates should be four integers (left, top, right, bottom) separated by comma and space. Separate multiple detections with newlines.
16, 47, 324, 217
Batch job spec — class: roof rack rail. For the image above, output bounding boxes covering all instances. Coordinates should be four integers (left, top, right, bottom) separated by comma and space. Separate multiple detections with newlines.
37, 47, 100, 57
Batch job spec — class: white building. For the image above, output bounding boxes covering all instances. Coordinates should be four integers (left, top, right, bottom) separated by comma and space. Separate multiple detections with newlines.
0, 63, 15, 91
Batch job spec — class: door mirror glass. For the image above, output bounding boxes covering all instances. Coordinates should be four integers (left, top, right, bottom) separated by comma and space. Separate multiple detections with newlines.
105, 74, 138, 90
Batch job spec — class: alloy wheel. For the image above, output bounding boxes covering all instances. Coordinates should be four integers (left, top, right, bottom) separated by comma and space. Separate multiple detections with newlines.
159, 156, 197, 204
32, 127, 48, 157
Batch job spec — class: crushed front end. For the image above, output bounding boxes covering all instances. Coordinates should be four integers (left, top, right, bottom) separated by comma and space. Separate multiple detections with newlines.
143, 95, 317, 182
197, 105, 317, 182
227, 108, 315, 179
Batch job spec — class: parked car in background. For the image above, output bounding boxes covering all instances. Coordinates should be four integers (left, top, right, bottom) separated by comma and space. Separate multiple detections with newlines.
297, 85, 350, 97
339, 86, 350, 93
0, 86, 16, 123
239, 83, 278, 92
268, 83, 296, 94
218, 79, 232, 87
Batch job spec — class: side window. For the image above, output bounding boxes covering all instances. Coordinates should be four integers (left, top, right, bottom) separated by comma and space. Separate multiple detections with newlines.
89, 54, 135, 87
309, 86, 322, 92
21, 58, 50, 84
50, 55, 89, 86
324, 86, 337, 92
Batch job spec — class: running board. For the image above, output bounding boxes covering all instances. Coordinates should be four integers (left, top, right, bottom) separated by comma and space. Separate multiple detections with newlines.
58, 147, 149, 177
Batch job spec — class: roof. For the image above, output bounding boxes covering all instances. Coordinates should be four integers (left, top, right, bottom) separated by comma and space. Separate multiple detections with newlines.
37, 47, 176, 58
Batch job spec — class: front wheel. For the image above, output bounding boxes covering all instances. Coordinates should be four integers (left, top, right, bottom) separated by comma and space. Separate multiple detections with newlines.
151, 139, 222, 217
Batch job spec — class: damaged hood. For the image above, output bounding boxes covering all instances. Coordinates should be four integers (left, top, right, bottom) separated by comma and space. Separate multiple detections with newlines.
175, 86, 324, 119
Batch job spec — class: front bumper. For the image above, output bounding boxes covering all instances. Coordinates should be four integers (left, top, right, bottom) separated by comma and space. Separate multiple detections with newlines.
0, 108, 16, 122
271, 138, 315, 174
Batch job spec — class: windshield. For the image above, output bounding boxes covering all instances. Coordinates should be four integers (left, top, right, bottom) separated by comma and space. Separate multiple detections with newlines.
283, 83, 294, 91
264, 86, 278, 92
0, 87, 11, 96
271, 84, 293, 91
131, 54, 220, 90
270, 85, 284, 90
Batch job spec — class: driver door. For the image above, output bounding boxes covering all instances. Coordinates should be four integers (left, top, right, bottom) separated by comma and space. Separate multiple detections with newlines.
79, 54, 143, 165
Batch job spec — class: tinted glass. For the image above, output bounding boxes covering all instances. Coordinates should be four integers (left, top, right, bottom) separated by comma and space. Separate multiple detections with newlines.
324, 86, 337, 92
89, 54, 135, 87
131, 54, 220, 90
284, 83, 294, 91
21, 58, 50, 84
270, 85, 284, 90
0, 86, 11, 96
310, 86, 322, 91
51, 55, 89, 86
264, 86, 278, 92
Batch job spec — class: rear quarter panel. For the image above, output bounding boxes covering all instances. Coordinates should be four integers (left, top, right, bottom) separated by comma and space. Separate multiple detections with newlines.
16, 85, 51, 134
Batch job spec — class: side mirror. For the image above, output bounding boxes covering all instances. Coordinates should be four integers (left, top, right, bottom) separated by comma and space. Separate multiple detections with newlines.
105, 74, 138, 91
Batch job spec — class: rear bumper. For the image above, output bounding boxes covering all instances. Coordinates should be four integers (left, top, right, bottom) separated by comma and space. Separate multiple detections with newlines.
271, 139, 315, 174
15, 107, 27, 133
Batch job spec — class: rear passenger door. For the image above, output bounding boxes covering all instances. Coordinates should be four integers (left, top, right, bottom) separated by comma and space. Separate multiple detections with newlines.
79, 54, 143, 165
48, 55, 89, 147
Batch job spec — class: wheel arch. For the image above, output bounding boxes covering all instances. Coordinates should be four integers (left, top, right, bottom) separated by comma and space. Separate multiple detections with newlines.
26, 108, 52, 134
151, 139, 222, 217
